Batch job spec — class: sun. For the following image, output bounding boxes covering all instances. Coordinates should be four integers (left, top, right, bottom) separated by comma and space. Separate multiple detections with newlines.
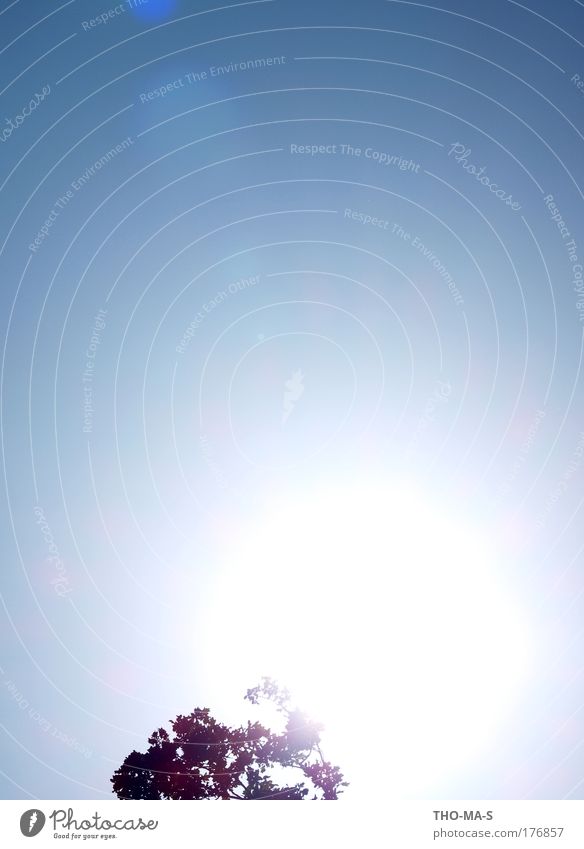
199, 480, 532, 796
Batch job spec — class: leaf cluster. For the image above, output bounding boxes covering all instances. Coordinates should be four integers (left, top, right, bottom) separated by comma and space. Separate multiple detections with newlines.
111, 678, 348, 800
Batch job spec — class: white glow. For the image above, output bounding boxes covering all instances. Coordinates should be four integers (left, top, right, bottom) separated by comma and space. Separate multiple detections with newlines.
199, 481, 531, 796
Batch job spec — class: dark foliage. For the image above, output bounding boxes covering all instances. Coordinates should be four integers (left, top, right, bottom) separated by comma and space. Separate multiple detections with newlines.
111, 678, 347, 800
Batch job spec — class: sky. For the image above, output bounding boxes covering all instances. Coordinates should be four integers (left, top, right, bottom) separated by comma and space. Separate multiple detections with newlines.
1, 0, 584, 801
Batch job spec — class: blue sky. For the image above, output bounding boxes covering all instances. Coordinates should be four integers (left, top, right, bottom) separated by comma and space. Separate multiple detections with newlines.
1, 0, 584, 800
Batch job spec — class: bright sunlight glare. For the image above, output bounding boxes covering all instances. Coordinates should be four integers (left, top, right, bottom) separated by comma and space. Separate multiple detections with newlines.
199, 481, 532, 796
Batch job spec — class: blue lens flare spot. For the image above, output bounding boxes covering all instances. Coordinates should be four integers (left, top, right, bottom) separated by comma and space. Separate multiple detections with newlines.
130, 0, 178, 21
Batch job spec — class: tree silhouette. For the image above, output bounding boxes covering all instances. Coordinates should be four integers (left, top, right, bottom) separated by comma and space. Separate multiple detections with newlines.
111, 678, 347, 799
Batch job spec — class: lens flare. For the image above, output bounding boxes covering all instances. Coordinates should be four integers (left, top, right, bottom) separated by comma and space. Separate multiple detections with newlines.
130, 0, 177, 22
199, 482, 532, 796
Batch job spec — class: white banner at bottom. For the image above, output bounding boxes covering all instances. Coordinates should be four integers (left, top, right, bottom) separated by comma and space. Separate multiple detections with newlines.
0, 800, 583, 848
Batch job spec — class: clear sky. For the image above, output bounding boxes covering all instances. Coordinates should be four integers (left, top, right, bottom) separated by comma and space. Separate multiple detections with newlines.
1, 0, 584, 801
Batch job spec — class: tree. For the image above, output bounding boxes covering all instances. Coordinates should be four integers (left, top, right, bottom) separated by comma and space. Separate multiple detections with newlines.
111, 678, 347, 800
